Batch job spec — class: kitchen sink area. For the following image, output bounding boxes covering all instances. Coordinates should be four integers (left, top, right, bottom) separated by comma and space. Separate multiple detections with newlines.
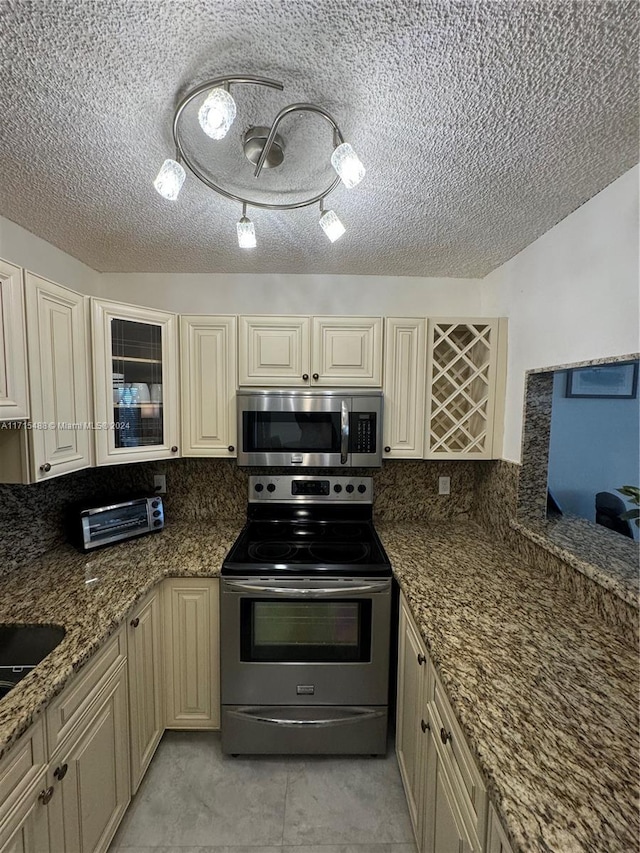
0, 624, 65, 700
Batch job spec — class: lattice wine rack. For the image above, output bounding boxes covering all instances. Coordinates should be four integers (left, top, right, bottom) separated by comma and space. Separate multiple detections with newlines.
426, 320, 503, 458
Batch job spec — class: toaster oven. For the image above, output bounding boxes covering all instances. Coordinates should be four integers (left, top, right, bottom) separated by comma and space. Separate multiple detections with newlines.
74, 496, 164, 550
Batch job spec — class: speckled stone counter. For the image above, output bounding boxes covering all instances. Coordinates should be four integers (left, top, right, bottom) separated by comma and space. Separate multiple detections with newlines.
378, 520, 639, 853
0, 520, 242, 762
1, 517, 638, 853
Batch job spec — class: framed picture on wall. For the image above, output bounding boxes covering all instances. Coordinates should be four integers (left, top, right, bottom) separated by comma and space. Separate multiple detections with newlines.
565, 362, 638, 398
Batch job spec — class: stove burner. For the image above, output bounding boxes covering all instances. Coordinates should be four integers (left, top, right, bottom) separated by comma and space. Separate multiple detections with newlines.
248, 542, 297, 561
308, 543, 370, 564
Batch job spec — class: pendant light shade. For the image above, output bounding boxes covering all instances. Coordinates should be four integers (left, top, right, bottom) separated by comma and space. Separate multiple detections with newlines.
237, 214, 257, 248
198, 88, 237, 140
331, 142, 365, 189
153, 158, 186, 200
319, 208, 346, 242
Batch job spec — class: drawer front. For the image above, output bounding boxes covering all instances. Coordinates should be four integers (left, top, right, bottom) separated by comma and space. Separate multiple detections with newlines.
46, 627, 126, 758
0, 718, 47, 822
430, 675, 487, 844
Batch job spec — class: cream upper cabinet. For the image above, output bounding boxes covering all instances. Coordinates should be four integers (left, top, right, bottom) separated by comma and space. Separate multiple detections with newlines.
163, 578, 220, 729
0, 259, 28, 422
24, 273, 92, 480
127, 589, 164, 794
180, 315, 237, 457
311, 317, 383, 386
383, 318, 426, 458
92, 299, 179, 464
425, 318, 507, 460
238, 315, 382, 387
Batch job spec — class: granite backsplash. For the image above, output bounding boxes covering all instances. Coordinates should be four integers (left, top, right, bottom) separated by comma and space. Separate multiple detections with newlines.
0, 458, 479, 573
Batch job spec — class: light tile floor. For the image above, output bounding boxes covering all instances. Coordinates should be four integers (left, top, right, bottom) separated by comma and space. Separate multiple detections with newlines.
109, 731, 417, 853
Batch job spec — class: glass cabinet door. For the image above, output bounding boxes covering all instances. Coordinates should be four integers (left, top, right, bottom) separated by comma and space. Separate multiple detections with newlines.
92, 300, 179, 465
112, 318, 164, 450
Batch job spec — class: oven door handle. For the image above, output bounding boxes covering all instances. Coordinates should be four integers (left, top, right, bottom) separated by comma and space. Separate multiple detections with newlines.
223, 580, 390, 596
227, 706, 386, 727
340, 398, 349, 464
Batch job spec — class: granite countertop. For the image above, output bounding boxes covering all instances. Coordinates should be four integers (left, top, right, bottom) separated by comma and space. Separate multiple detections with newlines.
377, 521, 639, 853
0, 517, 638, 853
0, 519, 243, 762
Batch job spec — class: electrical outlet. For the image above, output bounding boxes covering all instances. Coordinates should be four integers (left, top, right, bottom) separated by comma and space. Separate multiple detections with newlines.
438, 476, 451, 496
154, 474, 167, 494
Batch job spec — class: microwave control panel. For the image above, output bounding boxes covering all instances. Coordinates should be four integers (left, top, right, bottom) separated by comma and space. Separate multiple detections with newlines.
349, 412, 377, 453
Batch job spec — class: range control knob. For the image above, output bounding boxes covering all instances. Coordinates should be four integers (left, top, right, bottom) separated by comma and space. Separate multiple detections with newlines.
151, 499, 160, 509
333, 484, 342, 493
254, 483, 264, 492
153, 519, 162, 527
267, 483, 276, 493
357, 484, 366, 494
345, 484, 354, 493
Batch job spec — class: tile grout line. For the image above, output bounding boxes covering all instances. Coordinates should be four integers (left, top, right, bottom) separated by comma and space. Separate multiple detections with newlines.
280, 762, 291, 847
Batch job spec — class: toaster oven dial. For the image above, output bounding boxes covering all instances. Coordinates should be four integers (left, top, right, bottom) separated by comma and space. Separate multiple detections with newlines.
151, 500, 160, 509
153, 520, 162, 527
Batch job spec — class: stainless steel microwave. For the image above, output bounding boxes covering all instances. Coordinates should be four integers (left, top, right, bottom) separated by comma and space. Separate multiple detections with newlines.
237, 389, 383, 468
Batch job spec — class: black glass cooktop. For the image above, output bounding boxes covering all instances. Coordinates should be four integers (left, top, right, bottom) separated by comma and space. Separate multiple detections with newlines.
222, 508, 391, 577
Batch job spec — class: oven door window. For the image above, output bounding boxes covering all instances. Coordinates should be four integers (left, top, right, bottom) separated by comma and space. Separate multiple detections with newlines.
240, 599, 372, 663
243, 412, 341, 453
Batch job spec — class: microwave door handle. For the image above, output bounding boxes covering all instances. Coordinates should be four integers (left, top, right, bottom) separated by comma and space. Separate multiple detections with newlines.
340, 399, 349, 464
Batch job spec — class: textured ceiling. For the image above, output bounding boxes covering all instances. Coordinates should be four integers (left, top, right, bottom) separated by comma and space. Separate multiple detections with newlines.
0, 0, 637, 277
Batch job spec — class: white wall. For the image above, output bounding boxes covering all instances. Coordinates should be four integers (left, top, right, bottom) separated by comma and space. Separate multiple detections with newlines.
97, 272, 483, 316
482, 165, 640, 463
0, 216, 100, 295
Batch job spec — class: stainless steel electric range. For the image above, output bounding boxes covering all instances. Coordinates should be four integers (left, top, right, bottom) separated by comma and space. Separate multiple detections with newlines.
220, 474, 392, 756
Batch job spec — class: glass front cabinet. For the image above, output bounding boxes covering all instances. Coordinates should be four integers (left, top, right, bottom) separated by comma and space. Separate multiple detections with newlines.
92, 299, 179, 464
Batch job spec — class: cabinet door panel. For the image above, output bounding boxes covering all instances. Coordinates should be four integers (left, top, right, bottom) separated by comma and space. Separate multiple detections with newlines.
25, 274, 91, 479
48, 664, 130, 853
239, 316, 309, 386
424, 743, 477, 853
0, 789, 50, 853
0, 259, 28, 421
383, 318, 425, 457
312, 317, 382, 386
164, 579, 220, 729
180, 316, 236, 456
128, 590, 164, 793
396, 598, 428, 839
92, 299, 179, 464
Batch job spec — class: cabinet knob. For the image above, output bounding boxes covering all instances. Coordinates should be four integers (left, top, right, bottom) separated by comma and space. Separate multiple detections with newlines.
302, 374, 309, 381
312, 373, 319, 381
38, 786, 54, 805
54, 763, 68, 781
40, 462, 52, 473
170, 446, 178, 453
421, 719, 430, 734
440, 727, 452, 745
417, 653, 426, 666
228, 445, 235, 452
384, 446, 391, 453
130, 617, 140, 628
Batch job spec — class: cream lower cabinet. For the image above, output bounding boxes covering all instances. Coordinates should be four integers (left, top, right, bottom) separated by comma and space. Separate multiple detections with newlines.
383, 318, 426, 458
163, 578, 220, 729
0, 719, 49, 853
486, 805, 514, 853
46, 628, 130, 853
128, 589, 164, 793
397, 594, 487, 853
238, 315, 383, 387
0, 259, 29, 423
180, 315, 237, 457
